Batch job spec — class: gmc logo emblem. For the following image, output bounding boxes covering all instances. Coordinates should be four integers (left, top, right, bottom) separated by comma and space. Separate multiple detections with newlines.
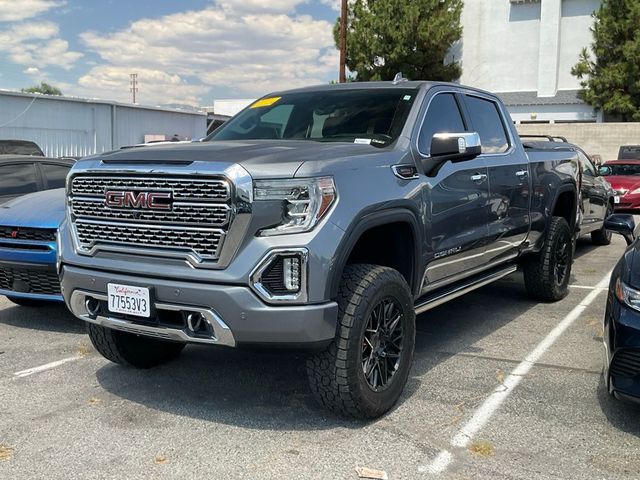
105, 190, 172, 210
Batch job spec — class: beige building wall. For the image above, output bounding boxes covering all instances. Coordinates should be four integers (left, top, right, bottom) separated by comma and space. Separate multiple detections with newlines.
517, 123, 640, 161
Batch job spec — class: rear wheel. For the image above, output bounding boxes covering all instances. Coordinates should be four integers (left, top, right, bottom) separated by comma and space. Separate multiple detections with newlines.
306, 264, 415, 418
6, 296, 49, 307
87, 324, 185, 368
591, 203, 614, 245
523, 216, 573, 301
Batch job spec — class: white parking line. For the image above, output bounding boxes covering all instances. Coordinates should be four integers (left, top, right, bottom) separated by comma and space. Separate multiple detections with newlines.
420, 271, 612, 475
569, 285, 608, 290
13, 356, 81, 378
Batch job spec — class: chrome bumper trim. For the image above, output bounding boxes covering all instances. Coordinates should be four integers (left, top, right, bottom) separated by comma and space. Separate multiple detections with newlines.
69, 290, 236, 347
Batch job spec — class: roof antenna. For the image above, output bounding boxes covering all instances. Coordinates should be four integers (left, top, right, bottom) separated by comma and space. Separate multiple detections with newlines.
393, 72, 408, 84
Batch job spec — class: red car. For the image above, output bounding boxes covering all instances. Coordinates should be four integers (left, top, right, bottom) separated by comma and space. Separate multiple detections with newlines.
600, 159, 640, 211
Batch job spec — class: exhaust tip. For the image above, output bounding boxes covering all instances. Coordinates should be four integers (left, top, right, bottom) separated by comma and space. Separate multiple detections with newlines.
85, 297, 101, 317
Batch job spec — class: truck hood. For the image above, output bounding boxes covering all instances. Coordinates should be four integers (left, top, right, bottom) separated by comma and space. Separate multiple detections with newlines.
603, 175, 640, 192
0, 188, 66, 229
91, 140, 384, 179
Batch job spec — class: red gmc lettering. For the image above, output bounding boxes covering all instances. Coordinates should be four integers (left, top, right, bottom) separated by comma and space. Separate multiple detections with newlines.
104, 191, 171, 210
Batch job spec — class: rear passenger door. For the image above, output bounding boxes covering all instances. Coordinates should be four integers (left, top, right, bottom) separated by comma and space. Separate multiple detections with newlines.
0, 162, 40, 204
463, 94, 531, 265
417, 91, 491, 290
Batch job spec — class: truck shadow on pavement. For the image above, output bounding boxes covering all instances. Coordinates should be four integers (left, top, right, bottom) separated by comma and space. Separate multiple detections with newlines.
94, 274, 548, 430
0, 303, 85, 334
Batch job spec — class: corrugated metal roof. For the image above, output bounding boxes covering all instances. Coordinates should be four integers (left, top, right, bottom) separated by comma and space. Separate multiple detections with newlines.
497, 89, 583, 107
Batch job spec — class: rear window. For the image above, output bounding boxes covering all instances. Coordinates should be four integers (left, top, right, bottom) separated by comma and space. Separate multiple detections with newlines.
465, 96, 510, 154
0, 140, 44, 156
209, 88, 418, 148
618, 146, 640, 160
0, 163, 38, 197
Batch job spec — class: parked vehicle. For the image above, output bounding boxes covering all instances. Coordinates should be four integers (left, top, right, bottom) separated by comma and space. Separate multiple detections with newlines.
59, 81, 580, 418
618, 145, 640, 161
0, 139, 44, 156
602, 214, 640, 403
599, 160, 640, 212
0, 154, 74, 205
0, 188, 65, 305
520, 136, 615, 245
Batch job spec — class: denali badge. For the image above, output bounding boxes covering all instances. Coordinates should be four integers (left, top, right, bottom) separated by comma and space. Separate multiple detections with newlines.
105, 191, 172, 210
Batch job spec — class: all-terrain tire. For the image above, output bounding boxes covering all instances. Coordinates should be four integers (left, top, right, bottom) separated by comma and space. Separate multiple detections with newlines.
6, 296, 49, 307
523, 216, 573, 301
306, 264, 415, 419
87, 324, 185, 368
591, 203, 614, 245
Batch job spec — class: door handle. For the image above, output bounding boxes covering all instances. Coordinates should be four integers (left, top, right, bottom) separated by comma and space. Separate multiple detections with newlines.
515, 170, 529, 178
470, 173, 487, 182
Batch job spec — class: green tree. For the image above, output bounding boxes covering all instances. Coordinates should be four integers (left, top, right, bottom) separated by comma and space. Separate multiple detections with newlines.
21, 82, 62, 96
335, 0, 463, 82
572, 0, 640, 121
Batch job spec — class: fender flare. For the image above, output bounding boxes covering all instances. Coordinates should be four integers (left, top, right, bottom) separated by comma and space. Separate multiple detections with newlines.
549, 184, 579, 230
329, 208, 423, 299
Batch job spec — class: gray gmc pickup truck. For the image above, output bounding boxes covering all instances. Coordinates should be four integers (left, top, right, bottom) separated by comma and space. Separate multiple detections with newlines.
60, 81, 581, 418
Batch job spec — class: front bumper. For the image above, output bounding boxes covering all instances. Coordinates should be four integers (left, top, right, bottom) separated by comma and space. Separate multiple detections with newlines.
614, 193, 640, 211
61, 264, 338, 347
604, 295, 640, 401
0, 260, 63, 302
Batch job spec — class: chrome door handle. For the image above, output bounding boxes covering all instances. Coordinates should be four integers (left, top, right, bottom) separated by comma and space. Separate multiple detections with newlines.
515, 170, 529, 178
470, 173, 487, 182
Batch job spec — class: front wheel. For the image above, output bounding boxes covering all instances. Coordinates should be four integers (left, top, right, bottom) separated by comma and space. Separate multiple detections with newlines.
306, 264, 415, 419
523, 216, 573, 302
87, 324, 185, 368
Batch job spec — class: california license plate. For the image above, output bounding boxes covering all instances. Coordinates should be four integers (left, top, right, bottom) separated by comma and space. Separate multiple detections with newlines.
614, 196, 621, 204
107, 283, 150, 318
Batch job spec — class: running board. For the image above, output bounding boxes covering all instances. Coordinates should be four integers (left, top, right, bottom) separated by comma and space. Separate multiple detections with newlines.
414, 264, 518, 315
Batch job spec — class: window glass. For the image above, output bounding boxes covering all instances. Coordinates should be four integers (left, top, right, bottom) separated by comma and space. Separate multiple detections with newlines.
41, 163, 71, 189
418, 93, 466, 153
465, 96, 510, 154
210, 89, 418, 148
0, 163, 38, 197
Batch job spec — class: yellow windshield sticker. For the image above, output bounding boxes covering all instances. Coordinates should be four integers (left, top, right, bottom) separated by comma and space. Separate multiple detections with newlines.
250, 96, 281, 108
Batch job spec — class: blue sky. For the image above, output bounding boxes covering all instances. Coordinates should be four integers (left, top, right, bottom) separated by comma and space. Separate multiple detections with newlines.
0, 0, 341, 106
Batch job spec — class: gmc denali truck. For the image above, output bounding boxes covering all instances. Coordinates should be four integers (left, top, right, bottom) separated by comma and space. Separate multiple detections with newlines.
60, 81, 581, 418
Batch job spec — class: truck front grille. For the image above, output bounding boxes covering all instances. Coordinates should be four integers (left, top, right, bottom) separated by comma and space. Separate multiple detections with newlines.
69, 175, 232, 263
0, 227, 56, 242
0, 267, 61, 295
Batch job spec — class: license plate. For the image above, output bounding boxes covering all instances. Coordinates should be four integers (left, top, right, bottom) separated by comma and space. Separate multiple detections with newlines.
614, 196, 621, 204
107, 283, 150, 318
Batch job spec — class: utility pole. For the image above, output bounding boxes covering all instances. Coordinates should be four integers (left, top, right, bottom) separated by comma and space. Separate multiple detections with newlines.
129, 73, 138, 104
339, 0, 347, 83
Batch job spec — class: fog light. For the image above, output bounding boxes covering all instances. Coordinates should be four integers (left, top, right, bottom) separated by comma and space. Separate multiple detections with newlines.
283, 257, 301, 292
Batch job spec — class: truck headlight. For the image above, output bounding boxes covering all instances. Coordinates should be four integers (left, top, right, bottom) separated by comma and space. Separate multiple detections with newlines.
615, 277, 640, 311
254, 177, 336, 236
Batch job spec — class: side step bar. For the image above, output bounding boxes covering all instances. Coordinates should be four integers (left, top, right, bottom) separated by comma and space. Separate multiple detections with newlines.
414, 264, 518, 315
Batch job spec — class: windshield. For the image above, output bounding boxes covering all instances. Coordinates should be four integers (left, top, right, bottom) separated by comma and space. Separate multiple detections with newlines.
208, 88, 418, 147
603, 163, 640, 176
0, 140, 44, 156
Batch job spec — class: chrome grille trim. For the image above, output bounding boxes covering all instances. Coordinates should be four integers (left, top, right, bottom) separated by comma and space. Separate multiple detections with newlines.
71, 176, 230, 201
74, 219, 224, 260
71, 197, 230, 227
69, 174, 234, 265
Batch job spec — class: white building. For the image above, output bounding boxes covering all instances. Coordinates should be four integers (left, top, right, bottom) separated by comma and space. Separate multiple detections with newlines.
457, 0, 601, 123
0, 90, 207, 158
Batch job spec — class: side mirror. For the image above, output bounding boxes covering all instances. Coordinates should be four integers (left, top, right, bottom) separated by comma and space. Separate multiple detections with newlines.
423, 132, 482, 176
604, 213, 637, 245
598, 166, 612, 176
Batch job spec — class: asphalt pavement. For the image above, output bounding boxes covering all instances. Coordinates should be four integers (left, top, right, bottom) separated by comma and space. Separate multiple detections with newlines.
1, 235, 639, 479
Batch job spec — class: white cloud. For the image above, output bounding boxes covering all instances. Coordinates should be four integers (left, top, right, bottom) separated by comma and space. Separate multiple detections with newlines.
75, 66, 209, 106
320, 0, 342, 11
0, 0, 65, 22
75, 4, 337, 105
23, 66, 41, 77
0, 21, 81, 69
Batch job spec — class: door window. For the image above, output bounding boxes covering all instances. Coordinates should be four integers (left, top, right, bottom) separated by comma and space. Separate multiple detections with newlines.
465, 96, 510, 154
41, 163, 71, 189
0, 163, 38, 197
578, 152, 596, 176
418, 93, 466, 154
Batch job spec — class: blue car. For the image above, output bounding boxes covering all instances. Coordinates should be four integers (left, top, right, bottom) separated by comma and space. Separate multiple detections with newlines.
0, 188, 65, 306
